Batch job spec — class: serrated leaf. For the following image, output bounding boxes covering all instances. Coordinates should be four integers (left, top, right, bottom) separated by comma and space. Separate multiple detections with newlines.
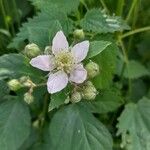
124, 60, 150, 79
49, 104, 113, 150
0, 54, 42, 80
92, 43, 117, 89
8, 11, 73, 50
87, 41, 111, 59
81, 9, 130, 33
30, 0, 79, 14
0, 98, 31, 150
27, 20, 62, 48
117, 97, 150, 150
84, 88, 123, 113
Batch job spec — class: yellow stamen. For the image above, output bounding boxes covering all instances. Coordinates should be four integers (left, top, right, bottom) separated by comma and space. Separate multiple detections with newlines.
55, 51, 74, 73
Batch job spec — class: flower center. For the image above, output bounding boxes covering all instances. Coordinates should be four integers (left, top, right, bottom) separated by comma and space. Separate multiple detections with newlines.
55, 51, 74, 73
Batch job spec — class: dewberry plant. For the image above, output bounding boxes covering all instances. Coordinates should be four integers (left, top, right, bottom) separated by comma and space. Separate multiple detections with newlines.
0, 0, 150, 150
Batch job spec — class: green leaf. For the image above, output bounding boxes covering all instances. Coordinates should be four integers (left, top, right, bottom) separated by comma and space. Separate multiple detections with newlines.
81, 9, 130, 34
30, 0, 79, 14
8, 11, 73, 50
124, 60, 150, 79
49, 104, 113, 150
92, 43, 118, 89
0, 54, 42, 80
128, 79, 147, 103
48, 91, 68, 111
18, 127, 39, 150
117, 97, 150, 150
27, 20, 62, 49
0, 80, 9, 100
0, 97, 31, 150
87, 41, 111, 59
85, 88, 123, 113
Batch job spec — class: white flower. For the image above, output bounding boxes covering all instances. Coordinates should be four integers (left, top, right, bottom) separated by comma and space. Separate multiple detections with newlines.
30, 31, 89, 94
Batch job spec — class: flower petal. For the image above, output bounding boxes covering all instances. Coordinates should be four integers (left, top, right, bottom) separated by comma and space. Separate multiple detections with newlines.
30, 55, 55, 71
69, 64, 87, 84
52, 31, 69, 55
47, 71, 68, 94
71, 40, 89, 63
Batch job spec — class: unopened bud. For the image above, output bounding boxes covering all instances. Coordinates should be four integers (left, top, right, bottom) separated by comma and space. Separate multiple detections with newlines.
82, 81, 97, 100
24, 92, 34, 104
73, 29, 85, 40
71, 91, 82, 103
24, 43, 41, 58
85, 61, 100, 78
7, 79, 22, 91
44, 46, 52, 55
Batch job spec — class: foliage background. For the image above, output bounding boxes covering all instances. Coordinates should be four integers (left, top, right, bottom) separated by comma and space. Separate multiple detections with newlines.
0, 0, 150, 150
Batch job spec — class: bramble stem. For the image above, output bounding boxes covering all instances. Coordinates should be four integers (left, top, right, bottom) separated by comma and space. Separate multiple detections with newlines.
121, 26, 150, 39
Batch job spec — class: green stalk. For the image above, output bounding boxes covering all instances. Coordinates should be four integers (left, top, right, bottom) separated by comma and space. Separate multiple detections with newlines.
121, 26, 150, 39
118, 38, 132, 96
99, 0, 110, 14
0, 0, 9, 30
12, 0, 20, 27
40, 93, 49, 128
127, 1, 139, 52
126, 0, 138, 22
80, 0, 88, 10
116, 0, 125, 16
4, 0, 15, 36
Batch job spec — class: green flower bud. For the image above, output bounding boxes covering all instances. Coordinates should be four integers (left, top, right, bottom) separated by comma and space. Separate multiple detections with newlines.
24, 92, 34, 104
44, 46, 52, 55
7, 79, 22, 91
85, 61, 100, 78
71, 91, 82, 103
24, 43, 41, 58
82, 81, 97, 100
73, 29, 85, 40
